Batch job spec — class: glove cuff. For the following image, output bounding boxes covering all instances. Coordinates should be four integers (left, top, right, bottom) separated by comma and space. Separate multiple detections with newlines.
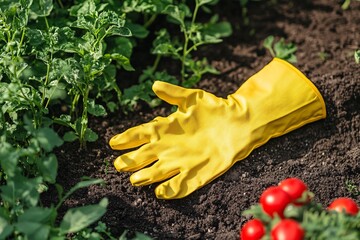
230, 58, 326, 144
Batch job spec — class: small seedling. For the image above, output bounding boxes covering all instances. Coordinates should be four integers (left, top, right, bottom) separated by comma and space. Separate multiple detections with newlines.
318, 51, 329, 61
263, 35, 297, 63
354, 50, 360, 64
341, 0, 360, 10
345, 179, 360, 197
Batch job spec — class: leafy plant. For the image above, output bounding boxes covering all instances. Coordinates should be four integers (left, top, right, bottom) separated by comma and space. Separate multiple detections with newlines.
50, 0, 133, 148
0, 0, 136, 148
155, 0, 232, 87
0, 0, 146, 240
0, 133, 108, 239
263, 35, 297, 63
345, 179, 360, 197
120, 0, 232, 109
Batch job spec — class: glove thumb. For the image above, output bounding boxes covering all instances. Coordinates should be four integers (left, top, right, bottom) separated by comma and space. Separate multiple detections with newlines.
152, 81, 198, 111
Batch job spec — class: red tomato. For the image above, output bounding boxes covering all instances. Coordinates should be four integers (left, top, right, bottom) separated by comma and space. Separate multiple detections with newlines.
260, 186, 292, 218
327, 197, 359, 216
271, 219, 304, 240
278, 178, 309, 205
240, 219, 265, 240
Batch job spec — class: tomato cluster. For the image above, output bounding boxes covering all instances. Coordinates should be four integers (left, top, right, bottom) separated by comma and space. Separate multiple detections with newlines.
240, 177, 359, 240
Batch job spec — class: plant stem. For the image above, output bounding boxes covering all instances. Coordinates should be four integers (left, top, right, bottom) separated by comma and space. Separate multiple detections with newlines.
71, 93, 80, 117
181, 30, 188, 83
144, 14, 157, 28
192, 1, 200, 26
152, 54, 161, 73
57, 0, 64, 8
181, 0, 200, 83
16, 28, 26, 57
79, 87, 89, 149
268, 47, 276, 58
41, 17, 53, 112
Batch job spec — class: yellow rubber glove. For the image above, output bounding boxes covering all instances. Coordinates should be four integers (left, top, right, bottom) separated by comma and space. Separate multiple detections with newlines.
109, 58, 326, 199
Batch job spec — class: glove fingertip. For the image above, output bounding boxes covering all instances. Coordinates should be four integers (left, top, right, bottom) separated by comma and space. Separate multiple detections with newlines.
155, 185, 173, 199
152, 80, 186, 106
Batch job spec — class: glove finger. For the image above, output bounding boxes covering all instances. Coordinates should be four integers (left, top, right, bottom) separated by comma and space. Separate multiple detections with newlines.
154, 160, 230, 199
152, 81, 199, 111
109, 117, 163, 150
130, 159, 180, 186
154, 172, 188, 199
113, 143, 158, 172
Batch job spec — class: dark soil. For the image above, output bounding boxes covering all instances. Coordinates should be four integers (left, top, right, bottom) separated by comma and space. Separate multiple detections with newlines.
49, 1, 360, 239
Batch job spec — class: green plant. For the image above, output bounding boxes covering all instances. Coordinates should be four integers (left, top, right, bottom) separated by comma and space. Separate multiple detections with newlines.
263, 35, 297, 63
345, 179, 360, 197
0, 133, 108, 239
318, 51, 329, 61
341, 0, 360, 10
154, 0, 232, 87
51, 0, 133, 148
120, 0, 232, 110
0, 0, 136, 149
0, 1, 139, 238
355, 50, 360, 64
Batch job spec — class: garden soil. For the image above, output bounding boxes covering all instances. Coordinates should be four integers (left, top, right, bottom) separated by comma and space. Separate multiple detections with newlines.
47, 1, 360, 239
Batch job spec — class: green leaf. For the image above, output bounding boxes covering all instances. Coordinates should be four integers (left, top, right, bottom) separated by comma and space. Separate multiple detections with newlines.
263, 36, 297, 63
163, 5, 185, 26
27, 29, 46, 48
107, 26, 132, 37
69, 0, 97, 16
0, 142, 19, 177
109, 53, 134, 71
35, 127, 64, 152
274, 38, 297, 59
30, 0, 53, 18
197, 0, 216, 6
63, 131, 79, 142
60, 198, 108, 234
1, 176, 42, 207
37, 153, 58, 183
354, 50, 360, 64
263, 35, 275, 54
125, 22, 149, 38
18, 207, 54, 223
341, 0, 351, 10
106, 101, 118, 113
108, 37, 133, 58
15, 222, 50, 240
0, 217, 13, 240
84, 128, 98, 142
57, 178, 104, 209
202, 21, 232, 38
152, 43, 179, 56
87, 99, 107, 117
98, 10, 125, 28
54, 114, 73, 128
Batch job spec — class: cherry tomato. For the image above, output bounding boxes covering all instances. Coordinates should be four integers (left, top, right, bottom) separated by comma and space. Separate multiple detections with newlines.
260, 186, 291, 218
271, 219, 304, 240
278, 178, 309, 205
240, 219, 265, 240
327, 197, 359, 216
